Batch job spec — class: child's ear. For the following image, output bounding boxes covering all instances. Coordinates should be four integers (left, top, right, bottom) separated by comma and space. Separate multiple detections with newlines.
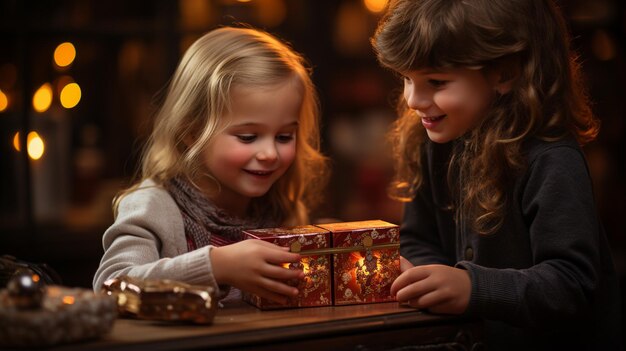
490, 56, 520, 95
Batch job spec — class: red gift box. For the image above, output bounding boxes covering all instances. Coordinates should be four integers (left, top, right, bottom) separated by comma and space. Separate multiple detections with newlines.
242, 225, 332, 309
242, 220, 400, 309
316, 220, 400, 305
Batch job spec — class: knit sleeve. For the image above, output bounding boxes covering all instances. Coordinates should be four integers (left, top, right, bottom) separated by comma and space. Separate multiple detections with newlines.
92, 182, 224, 296
458, 145, 601, 327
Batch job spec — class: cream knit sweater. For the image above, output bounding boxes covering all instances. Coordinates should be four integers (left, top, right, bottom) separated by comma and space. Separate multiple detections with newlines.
92, 179, 222, 294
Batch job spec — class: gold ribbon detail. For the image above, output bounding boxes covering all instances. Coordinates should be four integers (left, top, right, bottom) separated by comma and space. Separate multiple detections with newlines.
292, 242, 399, 256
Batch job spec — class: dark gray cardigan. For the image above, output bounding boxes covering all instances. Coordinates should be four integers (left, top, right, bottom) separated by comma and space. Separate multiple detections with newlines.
400, 136, 622, 350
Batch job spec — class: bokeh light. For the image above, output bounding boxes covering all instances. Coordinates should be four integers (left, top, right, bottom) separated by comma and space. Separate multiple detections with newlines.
363, 0, 387, 13
12, 131, 45, 160
32, 83, 53, 113
27, 132, 45, 160
60, 82, 81, 109
54, 42, 76, 68
0, 89, 8, 112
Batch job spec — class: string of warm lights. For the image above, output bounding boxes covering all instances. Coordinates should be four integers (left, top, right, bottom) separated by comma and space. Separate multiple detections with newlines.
12, 42, 82, 160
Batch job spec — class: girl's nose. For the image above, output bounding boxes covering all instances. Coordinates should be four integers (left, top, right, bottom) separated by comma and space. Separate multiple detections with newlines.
404, 85, 431, 111
256, 140, 278, 161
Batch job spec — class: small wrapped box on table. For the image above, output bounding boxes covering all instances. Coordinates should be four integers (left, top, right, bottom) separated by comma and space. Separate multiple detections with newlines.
242, 225, 333, 309
317, 220, 400, 305
243, 220, 400, 309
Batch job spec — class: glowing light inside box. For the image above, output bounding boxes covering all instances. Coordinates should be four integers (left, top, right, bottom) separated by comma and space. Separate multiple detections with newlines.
354, 251, 383, 273
283, 257, 312, 275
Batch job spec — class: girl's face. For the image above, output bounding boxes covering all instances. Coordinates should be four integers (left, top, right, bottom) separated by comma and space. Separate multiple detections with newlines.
199, 79, 301, 215
402, 67, 497, 143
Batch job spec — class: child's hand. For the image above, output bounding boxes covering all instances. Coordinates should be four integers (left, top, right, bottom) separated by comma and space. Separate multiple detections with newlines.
210, 240, 303, 304
391, 263, 471, 315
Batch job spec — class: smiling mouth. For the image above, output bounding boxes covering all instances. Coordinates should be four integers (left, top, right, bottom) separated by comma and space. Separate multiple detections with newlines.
422, 115, 446, 122
244, 170, 273, 176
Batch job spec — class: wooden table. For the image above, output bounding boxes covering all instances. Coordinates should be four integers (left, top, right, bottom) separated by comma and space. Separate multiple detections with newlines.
49, 300, 483, 351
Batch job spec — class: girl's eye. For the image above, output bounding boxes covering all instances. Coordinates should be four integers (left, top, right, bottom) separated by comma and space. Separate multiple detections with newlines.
428, 79, 447, 88
236, 135, 256, 143
276, 133, 295, 143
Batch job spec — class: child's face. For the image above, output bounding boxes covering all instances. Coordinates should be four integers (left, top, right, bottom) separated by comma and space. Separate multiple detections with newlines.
401, 67, 497, 143
200, 79, 301, 212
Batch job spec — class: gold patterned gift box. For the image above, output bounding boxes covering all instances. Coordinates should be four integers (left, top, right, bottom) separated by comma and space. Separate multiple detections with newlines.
242, 220, 400, 309
242, 225, 332, 309
317, 220, 400, 305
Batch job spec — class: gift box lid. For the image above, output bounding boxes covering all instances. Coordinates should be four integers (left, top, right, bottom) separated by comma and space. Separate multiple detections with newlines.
243, 225, 329, 239
315, 220, 397, 232
243, 225, 331, 253
316, 220, 399, 250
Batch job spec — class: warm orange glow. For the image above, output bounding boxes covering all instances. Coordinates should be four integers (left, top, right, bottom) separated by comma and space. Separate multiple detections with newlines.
27, 131, 45, 160
301, 259, 311, 275
0, 89, 8, 112
60, 82, 81, 108
62, 296, 76, 305
13, 132, 20, 151
33, 83, 53, 113
32, 274, 40, 282
257, 0, 287, 27
54, 42, 76, 67
13, 131, 46, 159
363, 0, 387, 13
356, 256, 370, 276
179, 0, 212, 30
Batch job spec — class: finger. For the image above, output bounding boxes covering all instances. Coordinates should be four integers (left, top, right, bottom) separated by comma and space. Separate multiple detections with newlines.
261, 264, 304, 280
412, 290, 448, 311
266, 251, 301, 264
394, 277, 437, 303
247, 240, 302, 263
251, 240, 292, 251
391, 266, 430, 296
259, 276, 299, 297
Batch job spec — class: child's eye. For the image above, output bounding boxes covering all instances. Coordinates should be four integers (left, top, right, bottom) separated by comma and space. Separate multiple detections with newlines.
276, 133, 295, 143
428, 79, 447, 87
236, 134, 256, 143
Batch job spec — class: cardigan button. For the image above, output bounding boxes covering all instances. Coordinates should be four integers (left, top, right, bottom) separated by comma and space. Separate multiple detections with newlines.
464, 247, 474, 260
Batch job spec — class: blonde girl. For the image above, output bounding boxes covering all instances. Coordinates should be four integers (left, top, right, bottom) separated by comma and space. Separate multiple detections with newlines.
94, 26, 329, 304
373, 0, 621, 349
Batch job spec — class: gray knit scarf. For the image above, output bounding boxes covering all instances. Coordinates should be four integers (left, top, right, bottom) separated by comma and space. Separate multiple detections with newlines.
166, 176, 278, 251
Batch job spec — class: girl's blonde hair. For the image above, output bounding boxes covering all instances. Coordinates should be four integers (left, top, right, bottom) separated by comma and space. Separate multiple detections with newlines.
115, 26, 328, 225
373, 0, 599, 234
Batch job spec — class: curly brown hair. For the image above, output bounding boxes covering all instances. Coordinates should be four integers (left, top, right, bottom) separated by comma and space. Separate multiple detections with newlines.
372, 0, 599, 234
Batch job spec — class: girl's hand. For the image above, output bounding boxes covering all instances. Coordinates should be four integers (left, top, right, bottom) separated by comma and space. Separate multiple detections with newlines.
210, 240, 303, 304
391, 263, 471, 314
